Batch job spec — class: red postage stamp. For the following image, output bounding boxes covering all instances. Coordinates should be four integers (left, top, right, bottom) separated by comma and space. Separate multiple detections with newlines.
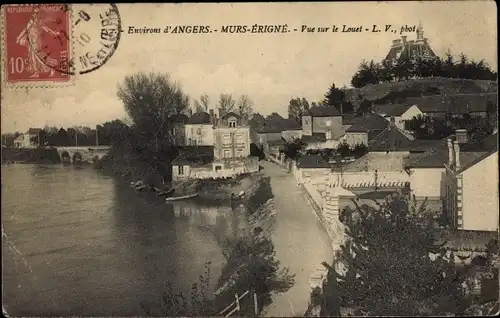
2, 4, 71, 84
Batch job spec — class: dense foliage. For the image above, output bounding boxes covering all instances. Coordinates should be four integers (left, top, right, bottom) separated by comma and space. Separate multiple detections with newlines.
317, 194, 470, 316
351, 52, 497, 88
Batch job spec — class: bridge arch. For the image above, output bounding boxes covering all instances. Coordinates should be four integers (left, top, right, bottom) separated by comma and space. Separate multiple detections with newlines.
72, 152, 83, 163
61, 151, 71, 162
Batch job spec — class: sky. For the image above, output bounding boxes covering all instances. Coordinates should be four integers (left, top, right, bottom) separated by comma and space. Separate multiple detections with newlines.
1, 1, 497, 133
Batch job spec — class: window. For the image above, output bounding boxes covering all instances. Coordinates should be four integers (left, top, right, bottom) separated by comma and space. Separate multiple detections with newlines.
228, 117, 237, 128
390, 117, 395, 123
235, 134, 244, 146
178, 165, 184, 175
172, 127, 176, 135
237, 149, 243, 158
188, 138, 192, 145
224, 149, 231, 158
197, 128, 202, 135
304, 118, 309, 125
223, 134, 231, 145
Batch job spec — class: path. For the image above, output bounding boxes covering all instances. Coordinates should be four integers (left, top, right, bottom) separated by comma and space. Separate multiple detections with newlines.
259, 161, 333, 317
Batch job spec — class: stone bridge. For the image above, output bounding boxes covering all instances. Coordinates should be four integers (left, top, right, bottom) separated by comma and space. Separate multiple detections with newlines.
55, 146, 110, 163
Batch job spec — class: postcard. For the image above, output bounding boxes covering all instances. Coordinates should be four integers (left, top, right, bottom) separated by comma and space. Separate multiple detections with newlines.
2, 2, 498, 317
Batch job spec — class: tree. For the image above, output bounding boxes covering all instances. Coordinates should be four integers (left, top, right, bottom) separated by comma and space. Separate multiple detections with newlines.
319, 194, 469, 316
283, 138, 306, 160
193, 100, 205, 113
116, 72, 189, 180
200, 93, 210, 111
287, 97, 310, 124
324, 83, 354, 114
356, 99, 373, 115
248, 112, 266, 131
218, 94, 236, 116
237, 94, 254, 119
336, 142, 350, 158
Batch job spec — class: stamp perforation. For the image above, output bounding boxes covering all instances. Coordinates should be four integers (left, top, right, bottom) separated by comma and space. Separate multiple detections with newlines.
1, 4, 76, 89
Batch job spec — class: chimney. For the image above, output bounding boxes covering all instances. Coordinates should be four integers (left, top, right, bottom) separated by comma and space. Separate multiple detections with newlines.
453, 141, 461, 171
455, 129, 468, 144
391, 39, 399, 47
209, 109, 215, 124
447, 138, 454, 166
401, 35, 407, 46
218, 107, 224, 119
326, 131, 332, 140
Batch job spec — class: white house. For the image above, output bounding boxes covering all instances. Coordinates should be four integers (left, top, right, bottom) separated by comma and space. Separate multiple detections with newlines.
184, 112, 215, 146
14, 128, 44, 148
444, 131, 498, 232
376, 103, 423, 131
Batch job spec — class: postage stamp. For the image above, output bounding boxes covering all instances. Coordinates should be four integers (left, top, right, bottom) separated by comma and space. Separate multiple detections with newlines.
2, 4, 71, 86
1, 4, 122, 88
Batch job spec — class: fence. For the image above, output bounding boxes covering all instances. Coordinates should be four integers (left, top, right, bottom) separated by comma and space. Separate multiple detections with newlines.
217, 290, 259, 317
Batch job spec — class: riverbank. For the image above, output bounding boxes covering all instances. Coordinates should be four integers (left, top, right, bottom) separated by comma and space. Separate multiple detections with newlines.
2, 147, 61, 164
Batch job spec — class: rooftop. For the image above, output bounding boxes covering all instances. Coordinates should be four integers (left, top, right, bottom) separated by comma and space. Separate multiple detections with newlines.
404, 94, 497, 114
345, 114, 389, 133
302, 133, 327, 143
306, 106, 341, 117
297, 154, 331, 169
169, 113, 190, 124
258, 118, 302, 133
187, 112, 211, 124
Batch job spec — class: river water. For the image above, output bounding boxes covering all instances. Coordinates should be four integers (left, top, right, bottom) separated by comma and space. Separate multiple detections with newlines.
2, 162, 333, 317
2, 164, 247, 316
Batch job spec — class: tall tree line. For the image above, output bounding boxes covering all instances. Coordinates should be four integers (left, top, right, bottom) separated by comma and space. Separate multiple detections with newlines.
351, 52, 497, 88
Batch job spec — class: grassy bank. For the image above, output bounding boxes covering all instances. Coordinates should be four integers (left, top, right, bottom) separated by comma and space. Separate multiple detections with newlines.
1, 147, 61, 164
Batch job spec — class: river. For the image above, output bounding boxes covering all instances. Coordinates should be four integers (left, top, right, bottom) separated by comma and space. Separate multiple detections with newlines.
2, 162, 333, 316
2, 164, 246, 316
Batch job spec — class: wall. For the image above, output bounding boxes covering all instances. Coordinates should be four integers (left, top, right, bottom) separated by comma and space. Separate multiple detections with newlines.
184, 124, 214, 146
409, 168, 445, 200
302, 115, 312, 136
213, 126, 251, 159
462, 152, 499, 232
312, 116, 343, 134
344, 132, 368, 147
172, 123, 186, 146
305, 139, 339, 150
258, 132, 282, 144
310, 171, 410, 189
174, 157, 259, 181
282, 130, 302, 142
172, 164, 191, 180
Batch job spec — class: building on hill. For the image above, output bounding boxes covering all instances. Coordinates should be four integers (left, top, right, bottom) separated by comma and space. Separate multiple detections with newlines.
400, 93, 497, 118
374, 103, 424, 131
301, 106, 345, 149
384, 22, 436, 65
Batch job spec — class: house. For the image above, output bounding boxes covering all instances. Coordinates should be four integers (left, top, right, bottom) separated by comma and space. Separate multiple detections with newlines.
294, 154, 332, 184
213, 111, 251, 159
342, 114, 389, 147
13, 134, 24, 148
264, 138, 286, 159
443, 130, 498, 232
280, 118, 302, 142
171, 110, 259, 181
375, 103, 424, 131
351, 125, 443, 172
169, 113, 189, 146
14, 128, 45, 148
301, 106, 345, 149
384, 22, 436, 65
253, 117, 301, 146
184, 111, 215, 146
404, 94, 497, 118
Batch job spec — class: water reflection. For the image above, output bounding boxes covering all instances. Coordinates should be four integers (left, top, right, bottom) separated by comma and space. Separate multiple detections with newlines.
1, 164, 249, 316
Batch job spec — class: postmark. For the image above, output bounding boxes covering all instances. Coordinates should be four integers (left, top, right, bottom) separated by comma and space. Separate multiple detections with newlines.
50, 4, 122, 76
2, 4, 71, 85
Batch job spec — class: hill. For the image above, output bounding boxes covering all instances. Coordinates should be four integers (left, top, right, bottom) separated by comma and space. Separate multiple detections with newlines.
344, 78, 497, 106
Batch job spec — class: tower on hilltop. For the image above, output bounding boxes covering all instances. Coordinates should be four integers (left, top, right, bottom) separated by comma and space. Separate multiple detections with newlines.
384, 22, 436, 65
